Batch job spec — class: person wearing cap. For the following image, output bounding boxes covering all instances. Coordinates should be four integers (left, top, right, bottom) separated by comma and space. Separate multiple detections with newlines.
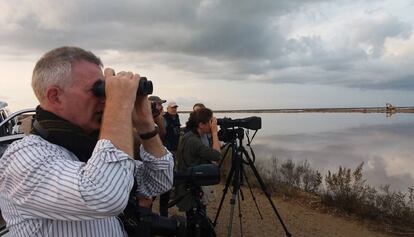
148, 96, 166, 113
158, 101, 181, 217
163, 101, 181, 153
148, 95, 167, 139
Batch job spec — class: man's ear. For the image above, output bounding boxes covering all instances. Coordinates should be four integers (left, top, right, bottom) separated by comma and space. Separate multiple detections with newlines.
45, 86, 63, 108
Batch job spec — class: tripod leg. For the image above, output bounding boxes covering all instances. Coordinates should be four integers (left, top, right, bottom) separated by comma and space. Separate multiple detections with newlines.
213, 155, 236, 226
219, 143, 232, 168
187, 192, 217, 237
243, 149, 292, 237
242, 168, 263, 219
237, 191, 243, 237
227, 154, 243, 237
227, 186, 239, 237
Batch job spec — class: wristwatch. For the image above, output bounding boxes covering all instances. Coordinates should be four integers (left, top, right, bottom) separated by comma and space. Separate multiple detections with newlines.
139, 126, 159, 140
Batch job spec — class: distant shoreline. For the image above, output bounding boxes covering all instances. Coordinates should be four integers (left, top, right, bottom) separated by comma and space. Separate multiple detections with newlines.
180, 106, 414, 114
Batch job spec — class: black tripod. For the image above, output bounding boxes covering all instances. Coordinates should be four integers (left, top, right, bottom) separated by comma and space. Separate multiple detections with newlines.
213, 127, 291, 237
168, 184, 216, 237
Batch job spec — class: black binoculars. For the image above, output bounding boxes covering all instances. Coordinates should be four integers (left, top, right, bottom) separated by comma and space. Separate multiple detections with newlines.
92, 77, 153, 97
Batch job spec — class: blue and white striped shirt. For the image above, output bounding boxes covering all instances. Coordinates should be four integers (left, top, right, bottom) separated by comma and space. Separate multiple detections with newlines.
0, 135, 174, 237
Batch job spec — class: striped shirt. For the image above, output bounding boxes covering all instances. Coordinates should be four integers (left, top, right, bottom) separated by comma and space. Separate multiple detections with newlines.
0, 135, 174, 237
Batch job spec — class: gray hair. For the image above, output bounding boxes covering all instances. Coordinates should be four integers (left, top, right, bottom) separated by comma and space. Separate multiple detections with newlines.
31, 46, 103, 103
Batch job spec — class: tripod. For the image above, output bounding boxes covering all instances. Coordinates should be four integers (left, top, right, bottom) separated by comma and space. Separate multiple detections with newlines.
213, 127, 291, 237
168, 184, 216, 237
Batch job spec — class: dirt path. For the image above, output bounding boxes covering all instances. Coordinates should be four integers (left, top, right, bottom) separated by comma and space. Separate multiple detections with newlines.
166, 184, 394, 237
0, 184, 397, 236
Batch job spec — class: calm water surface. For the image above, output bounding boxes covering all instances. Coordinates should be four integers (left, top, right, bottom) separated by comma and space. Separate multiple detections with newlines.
180, 112, 414, 191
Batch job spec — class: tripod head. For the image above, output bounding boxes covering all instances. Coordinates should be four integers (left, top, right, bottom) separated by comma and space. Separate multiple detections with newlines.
217, 116, 261, 143
218, 119, 260, 166
218, 127, 244, 143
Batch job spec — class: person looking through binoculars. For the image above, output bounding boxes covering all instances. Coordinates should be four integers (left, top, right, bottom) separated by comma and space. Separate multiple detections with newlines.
0, 46, 174, 237
176, 108, 221, 216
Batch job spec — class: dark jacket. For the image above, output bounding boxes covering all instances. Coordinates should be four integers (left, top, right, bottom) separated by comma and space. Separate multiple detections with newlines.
163, 113, 181, 151
176, 131, 221, 170
175, 130, 221, 211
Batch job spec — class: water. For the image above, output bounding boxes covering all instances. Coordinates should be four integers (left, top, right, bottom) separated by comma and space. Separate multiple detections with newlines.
179, 112, 414, 191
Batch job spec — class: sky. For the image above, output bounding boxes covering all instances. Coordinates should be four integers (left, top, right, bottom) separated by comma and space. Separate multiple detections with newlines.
1, 0, 414, 111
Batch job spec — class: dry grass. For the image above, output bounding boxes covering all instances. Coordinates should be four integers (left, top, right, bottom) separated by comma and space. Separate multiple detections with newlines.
249, 157, 414, 235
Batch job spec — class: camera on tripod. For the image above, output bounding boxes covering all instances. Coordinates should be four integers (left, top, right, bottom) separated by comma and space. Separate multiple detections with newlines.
120, 203, 187, 237
174, 163, 220, 186
120, 164, 220, 237
214, 115, 292, 237
217, 116, 261, 142
217, 116, 261, 130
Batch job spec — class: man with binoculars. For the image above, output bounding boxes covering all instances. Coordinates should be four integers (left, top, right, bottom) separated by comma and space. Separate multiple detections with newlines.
0, 46, 173, 237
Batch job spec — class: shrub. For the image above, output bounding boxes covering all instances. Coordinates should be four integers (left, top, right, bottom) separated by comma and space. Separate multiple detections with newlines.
233, 155, 414, 229
322, 163, 414, 227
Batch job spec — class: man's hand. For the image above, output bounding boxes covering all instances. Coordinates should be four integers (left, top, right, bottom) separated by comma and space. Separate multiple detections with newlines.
151, 102, 161, 118
210, 117, 220, 152
153, 113, 166, 139
132, 87, 167, 158
100, 68, 140, 157
104, 69, 139, 109
132, 97, 154, 134
210, 117, 218, 134
138, 197, 154, 208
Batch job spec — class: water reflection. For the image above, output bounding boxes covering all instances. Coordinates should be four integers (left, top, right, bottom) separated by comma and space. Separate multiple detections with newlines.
180, 112, 414, 191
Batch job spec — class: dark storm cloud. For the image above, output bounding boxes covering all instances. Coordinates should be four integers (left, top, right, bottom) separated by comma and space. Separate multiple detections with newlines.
351, 75, 414, 90
1, 0, 413, 90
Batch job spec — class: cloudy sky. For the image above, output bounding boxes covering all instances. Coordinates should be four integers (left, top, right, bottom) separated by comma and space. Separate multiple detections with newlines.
1, 0, 414, 111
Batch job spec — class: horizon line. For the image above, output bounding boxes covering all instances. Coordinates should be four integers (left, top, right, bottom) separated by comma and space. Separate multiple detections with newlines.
180, 106, 414, 114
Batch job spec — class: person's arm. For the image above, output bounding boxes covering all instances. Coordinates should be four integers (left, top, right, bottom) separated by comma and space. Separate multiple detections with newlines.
189, 136, 221, 163
133, 98, 166, 158
131, 89, 173, 197
99, 69, 139, 157
134, 148, 174, 197
154, 113, 166, 139
209, 117, 221, 165
210, 117, 220, 152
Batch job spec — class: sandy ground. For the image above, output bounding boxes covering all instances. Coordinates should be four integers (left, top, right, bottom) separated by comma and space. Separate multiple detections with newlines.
0, 185, 406, 236
162, 184, 398, 237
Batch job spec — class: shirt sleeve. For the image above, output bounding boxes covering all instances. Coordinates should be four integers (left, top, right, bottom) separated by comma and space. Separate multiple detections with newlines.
189, 136, 221, 162
134, 145, 174, 197
1, 138, 135, 221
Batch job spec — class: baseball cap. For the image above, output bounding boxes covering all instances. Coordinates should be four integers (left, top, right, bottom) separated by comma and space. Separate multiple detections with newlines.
167, 101, 178, 108
148, 96, 166, 103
